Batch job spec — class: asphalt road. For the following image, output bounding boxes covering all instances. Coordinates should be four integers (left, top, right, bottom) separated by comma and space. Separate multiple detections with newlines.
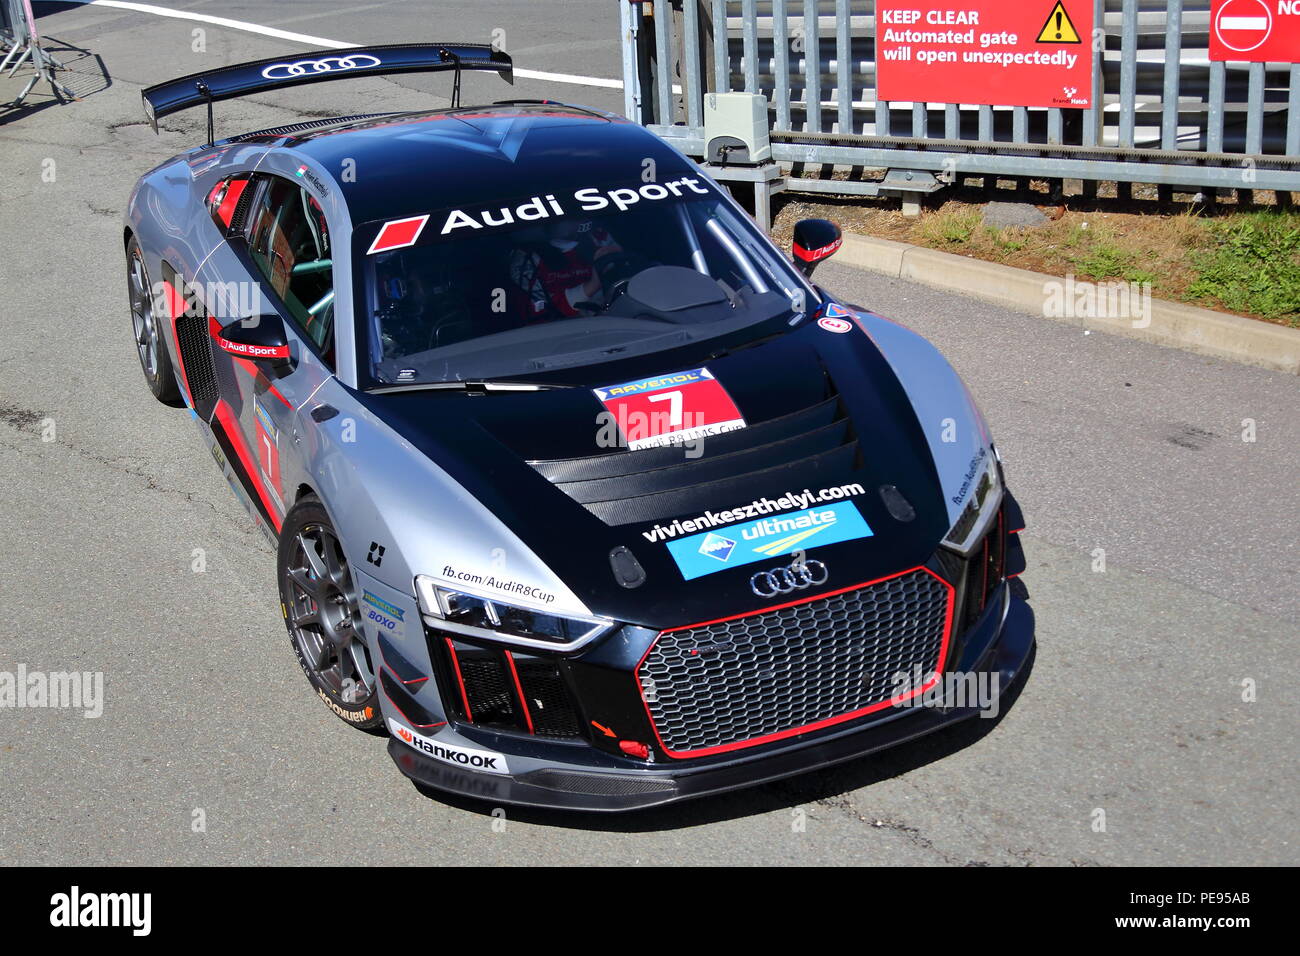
0, 1, 1296, 866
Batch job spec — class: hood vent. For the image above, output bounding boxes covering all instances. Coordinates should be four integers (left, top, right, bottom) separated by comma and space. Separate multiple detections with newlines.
528, 372, 858, 526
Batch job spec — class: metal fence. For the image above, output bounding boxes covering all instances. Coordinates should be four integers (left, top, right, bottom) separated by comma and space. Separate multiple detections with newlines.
2, 0, 74, 106
619, 0, 1300, 227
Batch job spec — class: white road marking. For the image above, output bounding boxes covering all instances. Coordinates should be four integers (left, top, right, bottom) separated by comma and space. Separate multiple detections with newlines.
36, 0, 627, 89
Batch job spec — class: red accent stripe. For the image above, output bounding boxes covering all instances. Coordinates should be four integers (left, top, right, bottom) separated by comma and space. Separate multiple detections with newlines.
208, 320, 295, 408
161, 279, 193, 403
376, 641, 429, 688
215, 177, 248, 228
212, 399, 282, 531
503, 651, 535, 735
265, 384, 293, 408
444, 637, 473, 722
380, 669, 445, 730
635, 566, 956, 760
793, 237, 842, 262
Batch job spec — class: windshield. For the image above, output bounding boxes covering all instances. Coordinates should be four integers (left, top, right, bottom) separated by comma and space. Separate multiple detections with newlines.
353, 179, 814, 387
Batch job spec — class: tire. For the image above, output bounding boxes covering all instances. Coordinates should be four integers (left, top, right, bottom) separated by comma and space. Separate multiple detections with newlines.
126, 236, 182, 405
277, 496, 384, 731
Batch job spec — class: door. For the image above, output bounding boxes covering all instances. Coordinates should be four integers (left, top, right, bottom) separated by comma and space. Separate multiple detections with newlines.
199, 172, 339, 536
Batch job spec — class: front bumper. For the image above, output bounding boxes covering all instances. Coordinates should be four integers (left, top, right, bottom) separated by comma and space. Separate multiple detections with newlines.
388, 584, 1035, 812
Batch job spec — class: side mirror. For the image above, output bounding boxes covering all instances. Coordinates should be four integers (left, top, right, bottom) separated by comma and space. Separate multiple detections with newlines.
792, 219, 843, 277
214, 314, 292, 367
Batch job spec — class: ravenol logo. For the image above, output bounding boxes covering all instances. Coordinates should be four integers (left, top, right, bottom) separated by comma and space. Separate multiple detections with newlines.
667, 502, 873, 581
698, 533, 737, 563
595, 367, 711, 400
362, 590, 405, 621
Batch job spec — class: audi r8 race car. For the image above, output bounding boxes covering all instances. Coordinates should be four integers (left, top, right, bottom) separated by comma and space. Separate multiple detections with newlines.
125, 43, 1033, 811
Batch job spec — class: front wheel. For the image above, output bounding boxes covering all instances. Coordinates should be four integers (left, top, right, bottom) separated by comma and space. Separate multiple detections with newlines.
278, 496, 383, 730
126, 236, 181, 405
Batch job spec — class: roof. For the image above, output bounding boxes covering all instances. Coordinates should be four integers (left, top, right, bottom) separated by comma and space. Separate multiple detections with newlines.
266, 103, 697, 226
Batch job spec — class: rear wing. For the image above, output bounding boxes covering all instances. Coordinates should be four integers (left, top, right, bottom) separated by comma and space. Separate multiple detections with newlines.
141, 42, 513, 142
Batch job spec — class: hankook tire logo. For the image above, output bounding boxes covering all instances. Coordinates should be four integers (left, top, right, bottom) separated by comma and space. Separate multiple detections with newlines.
261, 54, 382, 80
750, 559, 829, 598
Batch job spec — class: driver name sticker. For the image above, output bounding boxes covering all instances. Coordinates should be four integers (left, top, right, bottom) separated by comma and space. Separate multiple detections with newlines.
666, 501, 873, 580
593, 367, 746, 451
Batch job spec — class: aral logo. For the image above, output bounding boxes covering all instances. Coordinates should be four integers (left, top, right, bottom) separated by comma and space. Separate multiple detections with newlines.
698, 532, 737, 562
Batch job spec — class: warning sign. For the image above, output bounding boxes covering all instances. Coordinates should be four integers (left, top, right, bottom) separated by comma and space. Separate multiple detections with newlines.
1209, 0, 1300, 63
875, 0, 1096, 109
1036, 2, 1082, 43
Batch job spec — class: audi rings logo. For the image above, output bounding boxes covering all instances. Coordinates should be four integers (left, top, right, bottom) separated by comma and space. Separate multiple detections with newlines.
750, 559, 829, 598
261, 54, 382, 81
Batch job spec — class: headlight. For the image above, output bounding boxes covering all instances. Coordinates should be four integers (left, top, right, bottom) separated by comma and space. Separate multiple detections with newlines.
942, 448, 1003, 555
415, 576, 614, 652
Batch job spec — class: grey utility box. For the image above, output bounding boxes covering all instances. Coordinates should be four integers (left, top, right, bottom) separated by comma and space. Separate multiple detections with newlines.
704, 92, 772, 165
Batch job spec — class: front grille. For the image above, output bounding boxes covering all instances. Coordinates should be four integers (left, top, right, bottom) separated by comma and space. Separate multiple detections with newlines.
456, 647, 516, 725
638, 568, 953, 757
434, 635, 585, 739
514, 657, 584, 738
959, 507, 1007, 635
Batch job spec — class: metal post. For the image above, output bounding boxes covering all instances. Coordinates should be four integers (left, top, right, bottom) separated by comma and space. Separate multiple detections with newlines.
773, 0, 791, 130
1118, 0, 1137, 148
620, 1, 643, 122
1160, 0, 1183, 150
803, 0, 821, 133
836, 0, 852, 135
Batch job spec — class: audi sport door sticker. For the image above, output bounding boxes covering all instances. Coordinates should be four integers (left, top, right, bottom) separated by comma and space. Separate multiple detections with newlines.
593, 367, 746, 451
666, 501, 873, 581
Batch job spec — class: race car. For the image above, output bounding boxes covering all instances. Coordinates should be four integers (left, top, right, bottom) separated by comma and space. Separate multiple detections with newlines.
125, 43, 1033, 811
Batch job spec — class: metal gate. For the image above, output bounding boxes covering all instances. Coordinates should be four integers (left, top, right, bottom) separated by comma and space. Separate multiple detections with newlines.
619, 0, 1300, 227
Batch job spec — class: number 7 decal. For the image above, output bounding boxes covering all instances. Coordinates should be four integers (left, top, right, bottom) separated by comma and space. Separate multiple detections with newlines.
647, 389, 683, 427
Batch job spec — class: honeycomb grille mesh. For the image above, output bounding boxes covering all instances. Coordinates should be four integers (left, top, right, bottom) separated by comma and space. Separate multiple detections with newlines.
174, 312, 218, 414
638, 570, 952, 756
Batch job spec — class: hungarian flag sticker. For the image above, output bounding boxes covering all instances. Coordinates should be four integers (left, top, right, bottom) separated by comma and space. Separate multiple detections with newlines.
594, 367, 746, 451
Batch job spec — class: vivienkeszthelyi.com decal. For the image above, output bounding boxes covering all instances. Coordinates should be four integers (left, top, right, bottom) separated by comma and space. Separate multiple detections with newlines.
666, 501, 874, 580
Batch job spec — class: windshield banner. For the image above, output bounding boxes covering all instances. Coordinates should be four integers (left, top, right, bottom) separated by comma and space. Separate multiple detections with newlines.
366, 178, 714, 254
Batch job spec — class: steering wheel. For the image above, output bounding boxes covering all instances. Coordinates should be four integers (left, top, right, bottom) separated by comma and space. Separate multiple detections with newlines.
594, 250, 638, 289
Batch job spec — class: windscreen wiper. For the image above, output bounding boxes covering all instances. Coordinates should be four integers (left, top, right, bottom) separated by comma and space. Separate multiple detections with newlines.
367, 380, 568, 394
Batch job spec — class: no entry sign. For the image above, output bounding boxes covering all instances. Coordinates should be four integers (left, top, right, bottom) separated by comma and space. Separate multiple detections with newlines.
875, 0, 1095, 109
1209, 0, 1300, 62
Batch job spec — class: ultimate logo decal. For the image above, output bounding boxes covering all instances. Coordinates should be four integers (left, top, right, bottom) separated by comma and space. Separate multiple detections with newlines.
666, 501, 874, 580
593, 367, 746, 451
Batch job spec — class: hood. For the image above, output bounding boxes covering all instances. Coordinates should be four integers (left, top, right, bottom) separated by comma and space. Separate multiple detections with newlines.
355, 315, 953, 629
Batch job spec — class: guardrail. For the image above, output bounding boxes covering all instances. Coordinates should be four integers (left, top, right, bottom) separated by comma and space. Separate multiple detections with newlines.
619, 0, 1300, 228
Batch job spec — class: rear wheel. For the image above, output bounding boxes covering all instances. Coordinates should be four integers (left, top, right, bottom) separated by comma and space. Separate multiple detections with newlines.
278, 496, 383, 730
126, 236, 181, 404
